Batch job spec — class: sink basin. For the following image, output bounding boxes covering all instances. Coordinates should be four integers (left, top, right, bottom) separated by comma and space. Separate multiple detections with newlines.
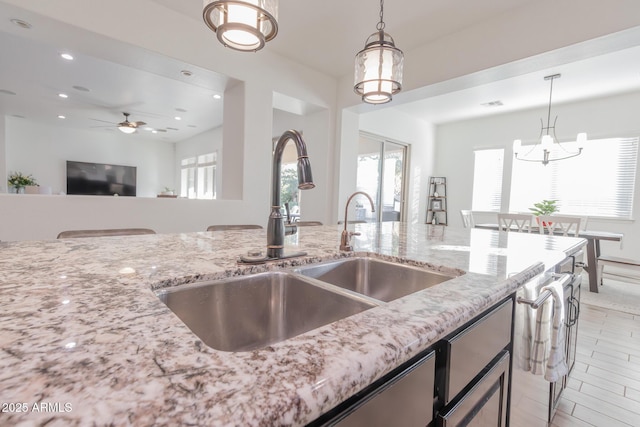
156, 272, 376, 352
295, 257, 454, 302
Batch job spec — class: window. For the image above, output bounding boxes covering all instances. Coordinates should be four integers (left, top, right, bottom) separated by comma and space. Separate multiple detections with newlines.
509, 137, 638, 219
180, 152, 216, 199
472, 149, 504, 212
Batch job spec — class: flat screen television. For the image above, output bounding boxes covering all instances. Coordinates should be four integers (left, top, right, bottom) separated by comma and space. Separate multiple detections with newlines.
66, 160, 137, 196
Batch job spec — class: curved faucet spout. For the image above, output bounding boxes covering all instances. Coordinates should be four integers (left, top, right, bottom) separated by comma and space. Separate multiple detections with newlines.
340, 191, 375, 251
268, 130, 315, 258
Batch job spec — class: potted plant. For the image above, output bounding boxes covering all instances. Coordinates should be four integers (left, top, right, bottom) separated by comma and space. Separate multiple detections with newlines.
529, 199, 558, 226
7, 171, 37, 194
160, 186, 174, 196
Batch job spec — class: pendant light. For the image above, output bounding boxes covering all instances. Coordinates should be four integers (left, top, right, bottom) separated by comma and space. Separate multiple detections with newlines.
203, 0, 278, 52
513, 74, 586, 166
354, 0, 404, 104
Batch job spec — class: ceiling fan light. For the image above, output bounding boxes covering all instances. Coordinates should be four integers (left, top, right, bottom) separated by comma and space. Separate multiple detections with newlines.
203, 0, 278, 52
118, 125, 136, 134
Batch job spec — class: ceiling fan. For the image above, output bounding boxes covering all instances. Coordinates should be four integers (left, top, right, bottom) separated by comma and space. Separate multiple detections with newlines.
116, 112, 145, 134
90, 112, 148, 134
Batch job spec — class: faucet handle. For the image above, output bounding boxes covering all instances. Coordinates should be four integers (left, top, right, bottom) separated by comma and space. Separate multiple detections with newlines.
340, 230, 360, 251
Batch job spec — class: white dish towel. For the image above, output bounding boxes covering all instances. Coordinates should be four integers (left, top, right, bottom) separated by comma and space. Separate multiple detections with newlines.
531, 280, 569, 382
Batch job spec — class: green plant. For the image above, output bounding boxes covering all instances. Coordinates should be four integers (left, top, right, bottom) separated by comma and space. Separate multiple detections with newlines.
7, 171, 37, 188
529, 199, 558, 216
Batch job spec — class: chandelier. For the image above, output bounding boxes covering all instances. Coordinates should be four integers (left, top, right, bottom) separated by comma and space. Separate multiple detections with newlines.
202, 0, 278, 52
513, 74, 585, 166
354, 0, 404, 104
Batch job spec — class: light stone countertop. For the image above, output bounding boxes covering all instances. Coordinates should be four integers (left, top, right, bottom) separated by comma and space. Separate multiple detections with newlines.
0, 222, 585, 426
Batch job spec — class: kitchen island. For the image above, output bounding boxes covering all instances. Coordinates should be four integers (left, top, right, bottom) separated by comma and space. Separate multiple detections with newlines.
0, 222, 584, 426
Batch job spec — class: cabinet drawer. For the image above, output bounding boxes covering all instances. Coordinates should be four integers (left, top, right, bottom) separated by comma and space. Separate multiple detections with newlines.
437, 351, 510, 426
443, 299, 512, 404
336, 351, 435, 427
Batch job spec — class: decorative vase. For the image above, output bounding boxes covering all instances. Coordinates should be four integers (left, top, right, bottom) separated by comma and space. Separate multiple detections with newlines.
535, 217, 553, 228
9, 186, 24, 194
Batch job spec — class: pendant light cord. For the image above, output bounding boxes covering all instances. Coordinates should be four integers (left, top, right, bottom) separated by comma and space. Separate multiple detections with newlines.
546, 75, 555, 136
377, 0, 385, 31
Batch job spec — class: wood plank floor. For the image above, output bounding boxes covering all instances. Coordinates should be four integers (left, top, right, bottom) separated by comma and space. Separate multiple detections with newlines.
552, 303, 640, 427
515, 301, 640, 427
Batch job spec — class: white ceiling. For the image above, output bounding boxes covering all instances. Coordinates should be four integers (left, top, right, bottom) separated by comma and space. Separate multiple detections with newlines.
0, 2, 233, 143
1, 0, 640, 142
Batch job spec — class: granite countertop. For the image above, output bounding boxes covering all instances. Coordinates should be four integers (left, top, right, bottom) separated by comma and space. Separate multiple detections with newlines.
0, 222, 585, 426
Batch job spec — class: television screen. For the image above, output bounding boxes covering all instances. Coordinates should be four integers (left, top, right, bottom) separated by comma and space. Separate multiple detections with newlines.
66, 161, 137, 196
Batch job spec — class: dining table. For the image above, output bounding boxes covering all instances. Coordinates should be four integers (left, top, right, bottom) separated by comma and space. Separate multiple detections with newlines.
474, 223, 623, 293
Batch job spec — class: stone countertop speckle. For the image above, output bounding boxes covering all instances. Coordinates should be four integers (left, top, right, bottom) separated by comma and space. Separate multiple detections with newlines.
0, 222, 585, 426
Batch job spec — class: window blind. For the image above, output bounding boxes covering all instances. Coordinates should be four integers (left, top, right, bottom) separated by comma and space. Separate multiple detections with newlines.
472, 149, 504, 212
509, 137, 638, 219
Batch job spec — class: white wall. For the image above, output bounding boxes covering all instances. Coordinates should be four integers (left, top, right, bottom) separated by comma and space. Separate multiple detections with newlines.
435, 90, 640, 258
174, 125, 223, 197
6, 117, 175, 197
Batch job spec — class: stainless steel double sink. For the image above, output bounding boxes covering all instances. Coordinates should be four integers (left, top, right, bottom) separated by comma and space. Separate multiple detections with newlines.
156, 257, 454, 352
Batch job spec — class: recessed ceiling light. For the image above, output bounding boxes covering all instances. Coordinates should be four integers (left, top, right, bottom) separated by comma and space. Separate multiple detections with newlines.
10, 18, 32, 29
72, 85, 90, 92
167, 127, 179, 131
58, 93, 68, 99
213, 94, 222, 100
144, 127, 153, 131
181, 70, 193, 77
152, 130, 158, 134
174, 116, 182, 121
58, 115, 66, 119
0, 89, 17, 95
60, 53, 74, 61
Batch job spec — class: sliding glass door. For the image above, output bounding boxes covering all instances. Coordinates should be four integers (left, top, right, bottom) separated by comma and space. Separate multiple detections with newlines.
356, 134, 408, 222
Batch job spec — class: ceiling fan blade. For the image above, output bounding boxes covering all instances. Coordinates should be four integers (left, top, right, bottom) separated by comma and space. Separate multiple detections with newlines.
90, 118, 116, 124
134, 121, 147, 127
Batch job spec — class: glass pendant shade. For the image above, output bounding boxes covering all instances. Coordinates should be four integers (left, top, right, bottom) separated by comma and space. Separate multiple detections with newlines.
203, 0, 278, 52
118, 125, 136, 134
354, 31, 404, 104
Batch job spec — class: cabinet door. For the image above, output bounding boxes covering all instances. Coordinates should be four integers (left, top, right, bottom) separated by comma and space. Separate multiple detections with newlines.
436, 351, 510, 427
336, 351, 435, 427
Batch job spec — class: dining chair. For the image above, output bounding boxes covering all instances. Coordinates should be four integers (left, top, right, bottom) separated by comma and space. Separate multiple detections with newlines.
497, 213, 532, 233
57, 228, 156, 238
537, 215, 581, 236
206, 225, 263, 231
460, 210, 475, 228
295, 221, 323, 226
